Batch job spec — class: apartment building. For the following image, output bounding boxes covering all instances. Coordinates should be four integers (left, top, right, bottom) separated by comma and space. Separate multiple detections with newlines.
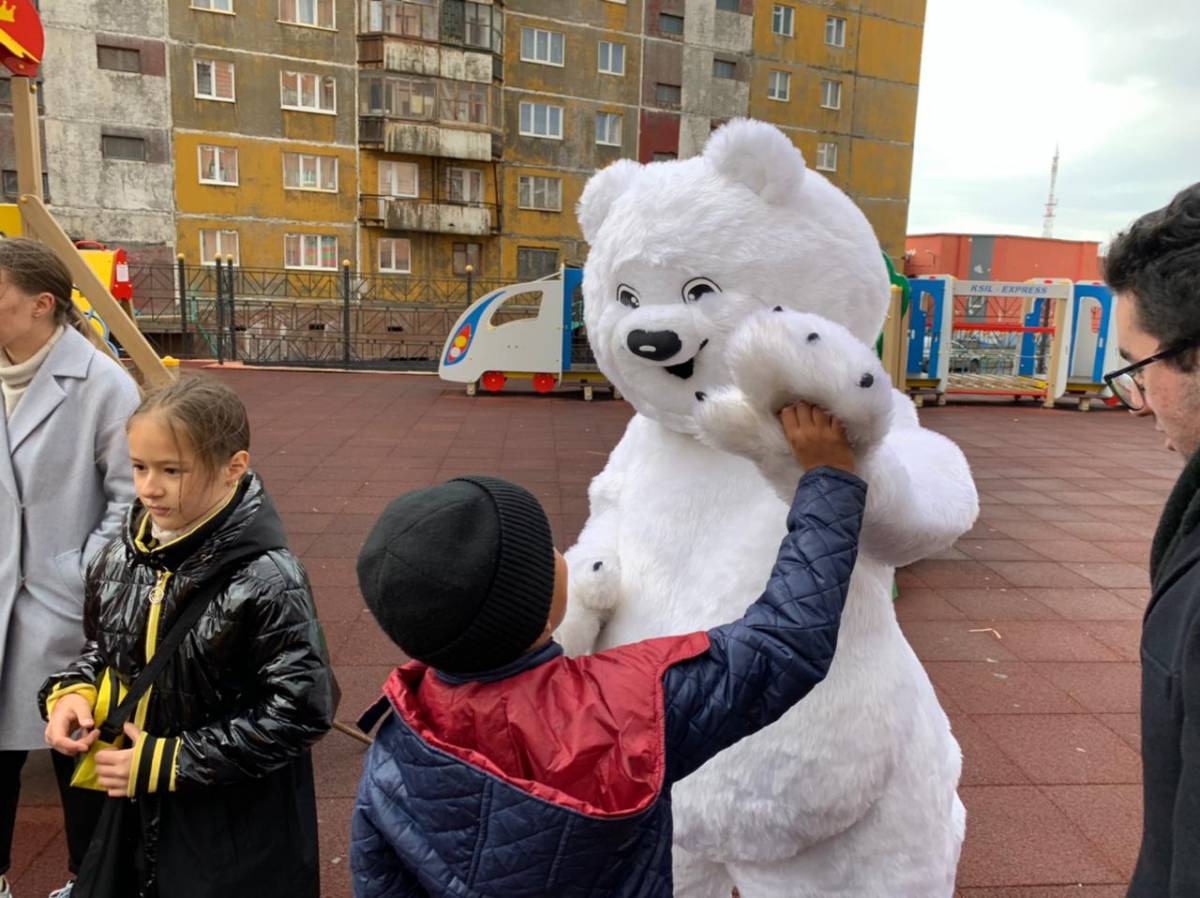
0, 0, 925, 277
170, 0, 360, 271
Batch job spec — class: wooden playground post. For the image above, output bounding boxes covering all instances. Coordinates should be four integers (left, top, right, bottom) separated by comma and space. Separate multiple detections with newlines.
880, 284, 911, 390
1042, 296, 1070, 409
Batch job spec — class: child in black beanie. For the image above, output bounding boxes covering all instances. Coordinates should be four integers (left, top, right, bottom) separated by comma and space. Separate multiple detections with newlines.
352, 402, 867, 898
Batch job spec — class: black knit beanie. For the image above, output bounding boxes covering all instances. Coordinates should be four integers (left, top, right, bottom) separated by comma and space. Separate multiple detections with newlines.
356, 476, 556, 675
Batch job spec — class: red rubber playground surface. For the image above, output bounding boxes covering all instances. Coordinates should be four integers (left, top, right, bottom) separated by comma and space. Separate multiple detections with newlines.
10, 366, 1177, 897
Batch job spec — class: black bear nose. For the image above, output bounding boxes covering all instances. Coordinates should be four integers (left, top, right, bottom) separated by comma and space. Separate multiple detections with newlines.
626, 329, 682, 362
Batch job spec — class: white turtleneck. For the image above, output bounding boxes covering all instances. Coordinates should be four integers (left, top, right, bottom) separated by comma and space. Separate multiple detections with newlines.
0, 326, 65, 420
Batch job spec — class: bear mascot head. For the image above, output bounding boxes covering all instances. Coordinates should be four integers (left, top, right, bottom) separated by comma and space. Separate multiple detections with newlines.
577, 118, 891, 434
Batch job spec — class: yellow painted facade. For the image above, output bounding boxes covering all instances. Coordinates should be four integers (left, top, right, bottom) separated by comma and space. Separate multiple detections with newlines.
169, 0, 359, 269
175, 131, 359, 269
748, 0, 925, 258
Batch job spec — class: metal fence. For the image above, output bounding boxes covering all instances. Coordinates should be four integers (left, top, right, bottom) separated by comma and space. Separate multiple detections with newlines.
129, 261, 512, 370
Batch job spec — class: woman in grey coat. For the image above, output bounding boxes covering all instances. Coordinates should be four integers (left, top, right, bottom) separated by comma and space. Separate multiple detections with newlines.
0, 239, 140, 898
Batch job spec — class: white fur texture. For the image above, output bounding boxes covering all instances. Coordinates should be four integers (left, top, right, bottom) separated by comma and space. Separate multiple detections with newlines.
560, 119, 979, 897
704, 118, 807, 206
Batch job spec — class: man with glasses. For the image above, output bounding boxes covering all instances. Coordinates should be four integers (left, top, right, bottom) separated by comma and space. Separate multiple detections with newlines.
1104, 182, 1200, 898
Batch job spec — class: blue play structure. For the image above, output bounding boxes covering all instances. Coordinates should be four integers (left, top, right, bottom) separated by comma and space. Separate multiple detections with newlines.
1067, 282, 1117, 384
906, 277, 949, 381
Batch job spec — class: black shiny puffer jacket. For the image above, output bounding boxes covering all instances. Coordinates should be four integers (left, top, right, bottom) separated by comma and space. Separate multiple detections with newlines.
39, 473, 338, 898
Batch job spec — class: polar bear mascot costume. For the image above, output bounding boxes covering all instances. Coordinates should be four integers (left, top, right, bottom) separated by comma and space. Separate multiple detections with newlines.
556, 119, 979, 897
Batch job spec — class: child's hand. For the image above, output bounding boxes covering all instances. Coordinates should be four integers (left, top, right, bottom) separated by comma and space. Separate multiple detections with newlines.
779, 401, 856, 474
45, 693, 99, 757
94, 722, 143, 798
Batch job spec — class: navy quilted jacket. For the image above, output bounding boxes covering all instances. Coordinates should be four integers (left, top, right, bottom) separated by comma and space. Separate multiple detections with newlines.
352, 467, 866, 898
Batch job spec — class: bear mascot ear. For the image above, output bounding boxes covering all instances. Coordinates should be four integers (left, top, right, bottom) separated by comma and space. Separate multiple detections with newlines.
704, 118, 807, 206
577, 158, 643, 244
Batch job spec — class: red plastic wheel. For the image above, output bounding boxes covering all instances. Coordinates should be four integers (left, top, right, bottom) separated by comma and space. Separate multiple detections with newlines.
532, 373, 558, 394
481, 371, 507, 393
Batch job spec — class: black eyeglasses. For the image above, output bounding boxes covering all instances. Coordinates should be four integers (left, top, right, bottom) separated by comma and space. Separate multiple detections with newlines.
1104, 344, 1193, 412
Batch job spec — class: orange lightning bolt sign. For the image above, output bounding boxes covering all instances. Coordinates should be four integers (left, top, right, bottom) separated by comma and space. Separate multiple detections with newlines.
0, 0, 44, 78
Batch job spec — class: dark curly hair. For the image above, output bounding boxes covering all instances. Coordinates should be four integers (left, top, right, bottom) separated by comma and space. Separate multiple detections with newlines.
1104, 182, 1200, 371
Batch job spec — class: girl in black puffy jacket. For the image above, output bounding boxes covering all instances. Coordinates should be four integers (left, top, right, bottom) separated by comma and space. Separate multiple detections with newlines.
39, 374, 338, 898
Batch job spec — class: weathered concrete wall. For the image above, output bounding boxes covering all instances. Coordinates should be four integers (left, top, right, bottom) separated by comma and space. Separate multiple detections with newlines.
28, 0, 176, 252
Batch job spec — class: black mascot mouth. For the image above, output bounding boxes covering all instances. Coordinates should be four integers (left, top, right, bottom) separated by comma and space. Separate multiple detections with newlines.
664, 339, 708, 380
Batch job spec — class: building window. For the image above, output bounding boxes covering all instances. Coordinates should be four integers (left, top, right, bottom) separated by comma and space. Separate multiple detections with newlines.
285, 233, 339, 270
816, 141, 837, 172
519, 101, 563, 139
659, 13, 684, 35
820, 79, 842, 109
825, 15, 847, 47
362, 0, 437, 40
518, 247, 559, 280
362, 75, 435, 119
198, 145, 238, 185
192, 0, 234, 11
716, 0, 740, 9
379, 160, 418, 197
464, 1, 493, 49
595, 112, 622, 147
651, 152, 676, 161
279, 0, 334, 29
446, 167, 484, 205
454, 242, 482, 274
200, 229, 240, 265
101, 135, 146, 162
598, 40, 625, 75
713, 59, 736, 79
283, 153, 338, 191
772, 4, 794, 36
768, 70, 790, 101
1, 169, 50, 199
378, 238, 411, 273
518, 175, 562, 212
521, 28, 564, 66
97, 45, 141, 73
438, 80, 489, 125
281, 71, 336, 113
655, 83, 682, 106
195, 59, 235, 101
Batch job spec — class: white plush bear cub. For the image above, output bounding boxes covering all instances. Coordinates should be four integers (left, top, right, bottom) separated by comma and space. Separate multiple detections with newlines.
557, 119, 979, 898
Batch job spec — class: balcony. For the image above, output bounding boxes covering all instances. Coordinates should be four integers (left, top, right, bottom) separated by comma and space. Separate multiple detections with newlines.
360, 194, 497, 236
360, 116, 494, 161
359, 72, 501, 161
359, 35, 494, 83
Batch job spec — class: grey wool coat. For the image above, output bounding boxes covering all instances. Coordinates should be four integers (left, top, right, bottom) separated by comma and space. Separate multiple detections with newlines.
0, 326, 140, 750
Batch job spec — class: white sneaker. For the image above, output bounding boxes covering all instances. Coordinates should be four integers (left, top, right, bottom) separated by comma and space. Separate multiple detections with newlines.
0, 874, 12, 898
47, 883, 73, 898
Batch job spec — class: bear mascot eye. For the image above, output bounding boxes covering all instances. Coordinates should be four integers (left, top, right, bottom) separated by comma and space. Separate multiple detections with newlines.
616, 284, 641, 308
682, 277, 721, 304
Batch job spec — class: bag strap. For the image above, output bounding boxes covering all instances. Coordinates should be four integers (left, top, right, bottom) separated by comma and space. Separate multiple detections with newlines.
98, 562, 246, 742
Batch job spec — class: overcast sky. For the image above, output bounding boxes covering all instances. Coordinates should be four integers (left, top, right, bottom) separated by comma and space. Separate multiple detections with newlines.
907, 0, 1199, 245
